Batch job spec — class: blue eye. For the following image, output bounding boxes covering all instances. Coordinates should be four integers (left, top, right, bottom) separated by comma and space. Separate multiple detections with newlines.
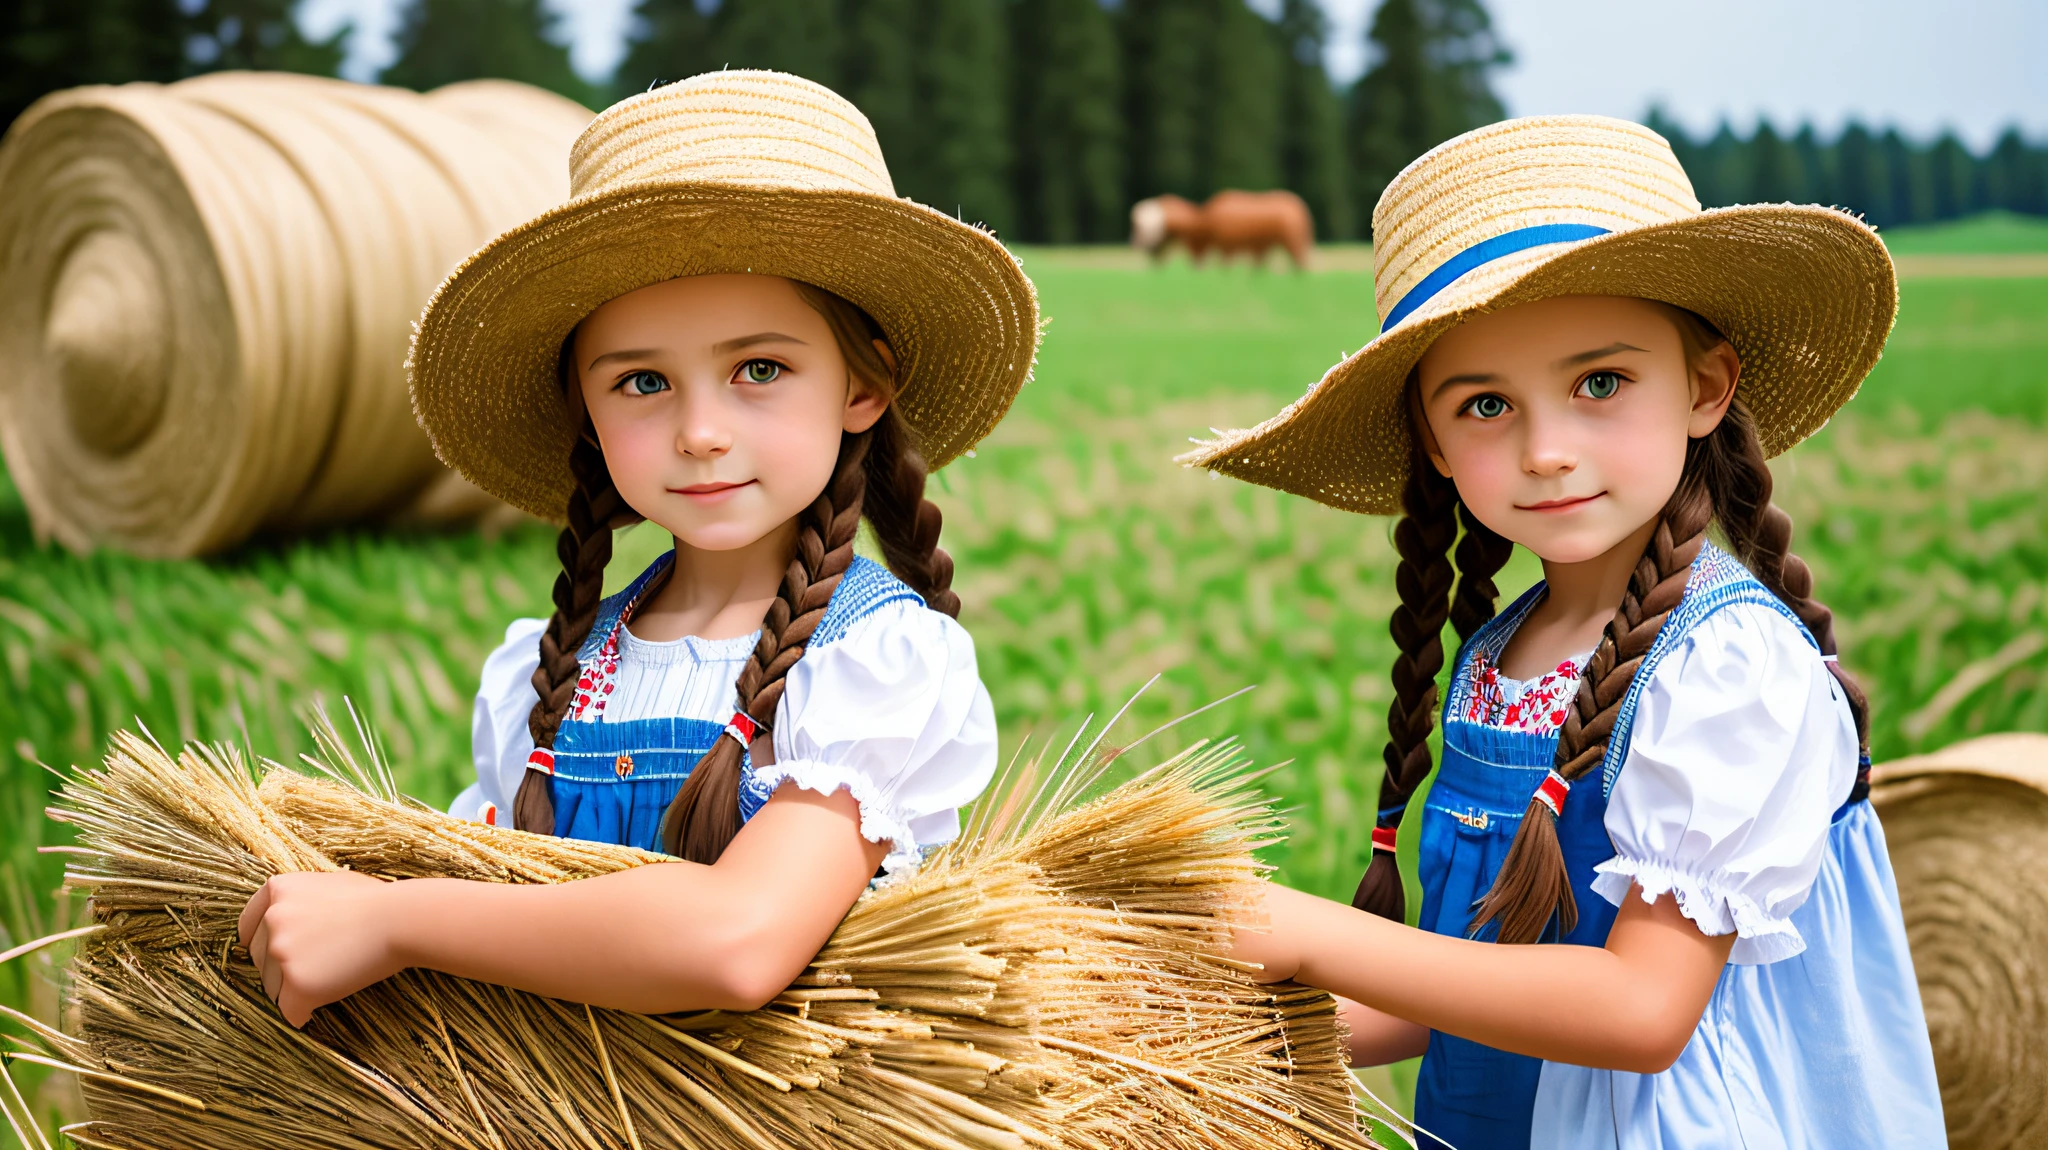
1581, 371, 1622, 399
619, 370, 668, 396
1466, 394, 1509, 420
739, 359, 782, 385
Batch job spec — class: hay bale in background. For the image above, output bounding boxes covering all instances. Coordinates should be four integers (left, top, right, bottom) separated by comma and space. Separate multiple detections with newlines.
0, 73, 588, 557
24, 727, 1377, 1150
1872, 733, 2048, 1150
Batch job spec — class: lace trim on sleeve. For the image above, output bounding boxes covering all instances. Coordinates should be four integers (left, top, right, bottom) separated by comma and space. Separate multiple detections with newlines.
748, 758, 924, 876
1591, 856, 1808, 965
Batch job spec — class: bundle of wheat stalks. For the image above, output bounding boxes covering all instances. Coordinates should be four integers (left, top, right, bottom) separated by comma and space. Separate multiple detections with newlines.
14, 720, 1380, 1150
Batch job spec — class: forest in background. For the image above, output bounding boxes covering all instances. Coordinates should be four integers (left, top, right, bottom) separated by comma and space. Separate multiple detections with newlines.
6, 0, 2048, 240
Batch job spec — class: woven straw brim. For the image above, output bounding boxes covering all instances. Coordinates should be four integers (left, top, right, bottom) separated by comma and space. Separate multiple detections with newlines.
1184, 204, 1896, 515
411, 181, 1039, 522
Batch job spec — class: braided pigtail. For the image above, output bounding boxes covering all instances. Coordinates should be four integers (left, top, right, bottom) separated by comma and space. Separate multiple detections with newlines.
1470, 471, 1714, 944
1352, 453, 1461, 920
659, 429, 872, 863
1699, 400, 1874, 778
517, 348, 639, 834
864, 405, 961, 618
1451, 502, 1514, 643
785, 280, 962, 618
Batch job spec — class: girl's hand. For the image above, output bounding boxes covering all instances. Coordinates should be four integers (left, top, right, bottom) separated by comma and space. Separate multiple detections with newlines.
237, 871, 404, 1027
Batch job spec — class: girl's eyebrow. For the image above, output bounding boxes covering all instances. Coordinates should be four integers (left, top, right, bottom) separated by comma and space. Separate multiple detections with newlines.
712, 331, 808, 354
585, 348, 659, 370
1553, 342, 1647, 369
1430, 371, 1500, 399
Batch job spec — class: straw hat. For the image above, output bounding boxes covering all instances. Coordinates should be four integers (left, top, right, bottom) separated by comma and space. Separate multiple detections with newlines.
1181, 115, 1897, 514
410, 70, 1040, 522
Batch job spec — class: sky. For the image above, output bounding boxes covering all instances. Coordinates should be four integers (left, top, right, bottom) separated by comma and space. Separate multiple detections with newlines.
299, 0, 2048, 149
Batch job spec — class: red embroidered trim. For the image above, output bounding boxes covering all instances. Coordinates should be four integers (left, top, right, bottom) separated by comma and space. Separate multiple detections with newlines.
1533, 770, 1571, 817
1370, 826, 1400, 853
525, 748, 556, 776
723, 711, 764, 748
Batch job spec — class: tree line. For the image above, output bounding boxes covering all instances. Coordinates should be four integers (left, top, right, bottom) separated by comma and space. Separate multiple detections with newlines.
6, 0, 2045, 242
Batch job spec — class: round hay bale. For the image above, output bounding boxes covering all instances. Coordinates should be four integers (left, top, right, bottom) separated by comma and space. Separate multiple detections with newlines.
1872, 732, 2048, 1150
0, 73, 589, 557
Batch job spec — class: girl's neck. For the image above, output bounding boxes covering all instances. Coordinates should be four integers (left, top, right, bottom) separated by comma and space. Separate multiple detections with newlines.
1499, 516, 1661, 680
628, 519, 800, 644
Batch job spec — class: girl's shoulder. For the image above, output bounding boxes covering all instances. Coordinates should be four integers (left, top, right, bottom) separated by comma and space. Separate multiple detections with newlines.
813, 555, 927, 648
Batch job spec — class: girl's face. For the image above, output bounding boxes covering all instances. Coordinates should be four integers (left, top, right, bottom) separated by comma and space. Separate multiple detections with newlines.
575, 274, 887, 552
1414, 295, 1739, 565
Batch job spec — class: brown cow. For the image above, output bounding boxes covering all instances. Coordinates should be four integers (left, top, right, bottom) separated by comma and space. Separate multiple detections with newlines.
1130, 189, 1314, 270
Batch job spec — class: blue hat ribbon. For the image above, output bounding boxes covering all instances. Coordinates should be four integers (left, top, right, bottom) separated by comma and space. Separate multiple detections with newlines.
1380, 223, 1612, 332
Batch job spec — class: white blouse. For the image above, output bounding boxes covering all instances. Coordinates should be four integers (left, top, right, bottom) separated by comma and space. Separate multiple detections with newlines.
453, 599, 998, 874
1591, 602, 1859, 964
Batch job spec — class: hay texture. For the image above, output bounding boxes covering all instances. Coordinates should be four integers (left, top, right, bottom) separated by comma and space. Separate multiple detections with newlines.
0, 74, 590, 557
1872, 733, 2048, 1150
24, 726, 1377, 1150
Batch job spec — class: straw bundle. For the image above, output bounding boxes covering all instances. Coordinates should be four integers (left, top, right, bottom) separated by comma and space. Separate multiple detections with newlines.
1871, 733, 2048, 1150
22, 725, 1378, 1150
0, 74, 591, 557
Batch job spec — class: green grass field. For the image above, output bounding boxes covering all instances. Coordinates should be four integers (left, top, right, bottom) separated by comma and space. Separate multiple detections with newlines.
0, 214, 2045, 1137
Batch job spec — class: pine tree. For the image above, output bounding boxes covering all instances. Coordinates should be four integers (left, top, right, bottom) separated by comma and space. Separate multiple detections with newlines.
613, 0, 715, 99
708, 0, 840, 89
1345, 0, 1508, 233
1010, 0, 1123, 242
1790, 124, 1831, 206
1121, 0, 1211, 199
1692, 121, 1749, 208
1927, 131, 1984, 221
1275, 0, 1350, 238
841, 0, 918, 176
1207, 0, 1283, 193
1833, 122, 1892, 225
1747, 121, 1806, 204
1985, 127, 2048, 216
911, 0, 1012, 234
1880, 128, 1934, 225
182, 0, 344, 74
383, 0, 592, 104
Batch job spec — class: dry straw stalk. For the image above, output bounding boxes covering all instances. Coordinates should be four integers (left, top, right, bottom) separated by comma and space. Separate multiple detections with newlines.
21, 717, 1379, 1150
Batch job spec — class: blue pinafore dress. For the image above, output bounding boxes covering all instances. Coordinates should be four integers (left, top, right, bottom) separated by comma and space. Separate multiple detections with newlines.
1408, 543, 1944, 1150
536, 552, 924, 853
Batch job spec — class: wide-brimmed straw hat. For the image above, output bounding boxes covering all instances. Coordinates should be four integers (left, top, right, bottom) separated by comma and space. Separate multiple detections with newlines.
1181, 115, 1897, 514
410, 70, 1039, 521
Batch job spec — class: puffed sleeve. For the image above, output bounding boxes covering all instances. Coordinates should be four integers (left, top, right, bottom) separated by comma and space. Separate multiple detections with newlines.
758, 599, 998, 875
450, 617, 546, 826
1590, 602, 1858, 964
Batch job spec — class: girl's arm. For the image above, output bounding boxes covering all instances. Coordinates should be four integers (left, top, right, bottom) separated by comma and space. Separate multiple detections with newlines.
1335, 994, 1429, 1067
239, 782, 884, 1026
1237, 883, 1734, 1074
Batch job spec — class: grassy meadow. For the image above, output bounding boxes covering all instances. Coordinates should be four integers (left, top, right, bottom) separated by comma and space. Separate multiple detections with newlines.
0, 216, 2045, 1135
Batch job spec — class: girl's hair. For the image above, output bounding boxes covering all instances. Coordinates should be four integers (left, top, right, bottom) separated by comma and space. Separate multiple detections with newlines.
513, 282, 961, 864
1352, 306, 1871, 944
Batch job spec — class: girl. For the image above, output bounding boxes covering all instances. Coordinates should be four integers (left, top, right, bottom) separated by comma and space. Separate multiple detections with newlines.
1190, 117, 1945, 1148
236, 71, 1037, 1026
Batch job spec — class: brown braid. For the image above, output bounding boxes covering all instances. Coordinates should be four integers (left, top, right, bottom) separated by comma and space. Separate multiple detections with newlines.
515, 348, 640, 835
1702, 403, 1874, 759
658, 281, 964, 862
1469, 306, 1869, 944
658, 428, 871, 862
790, 282, 963, 619
1352, 453, 1459, 920
1451, 502, 1515, 643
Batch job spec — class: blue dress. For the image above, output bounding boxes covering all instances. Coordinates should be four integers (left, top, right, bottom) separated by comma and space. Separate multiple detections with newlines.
1409, 543, 1945, 1150
454, 552, 999, 867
